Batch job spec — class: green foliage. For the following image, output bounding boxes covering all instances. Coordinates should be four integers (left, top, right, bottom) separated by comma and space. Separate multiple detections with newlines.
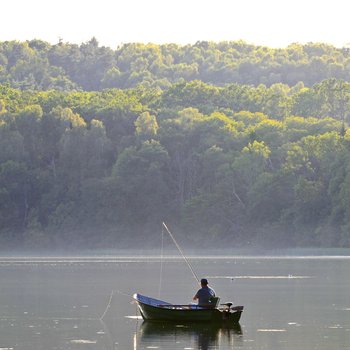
2, 39, 350, 90
112, 140, 171, 226
135, 111, 159, 140
1, 40, 350, 249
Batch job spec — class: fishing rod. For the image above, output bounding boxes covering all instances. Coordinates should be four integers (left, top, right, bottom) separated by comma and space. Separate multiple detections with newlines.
162, 222, 200, 285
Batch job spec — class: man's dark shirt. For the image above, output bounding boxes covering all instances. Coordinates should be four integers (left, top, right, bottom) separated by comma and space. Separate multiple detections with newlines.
195, 286, 215, 306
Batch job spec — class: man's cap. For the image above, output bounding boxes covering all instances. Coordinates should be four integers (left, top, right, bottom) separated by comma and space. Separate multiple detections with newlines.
200, 278, 208, 285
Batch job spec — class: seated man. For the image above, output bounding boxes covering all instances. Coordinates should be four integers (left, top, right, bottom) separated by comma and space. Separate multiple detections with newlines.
193, 278, 216, 307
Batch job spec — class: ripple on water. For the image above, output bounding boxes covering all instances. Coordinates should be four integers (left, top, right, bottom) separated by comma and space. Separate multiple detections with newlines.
209, 275, 311, 279
70, 339, 97, 344
125, 315, 143, 319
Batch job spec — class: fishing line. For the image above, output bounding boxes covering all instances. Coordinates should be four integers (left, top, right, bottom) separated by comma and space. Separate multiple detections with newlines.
162, 222, 200, 285
100, 290, 114, 320
115, 289, 136, 298
157, 225, 164, 298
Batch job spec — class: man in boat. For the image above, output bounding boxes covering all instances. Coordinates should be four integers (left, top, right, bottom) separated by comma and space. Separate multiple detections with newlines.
193, 278, 216, 307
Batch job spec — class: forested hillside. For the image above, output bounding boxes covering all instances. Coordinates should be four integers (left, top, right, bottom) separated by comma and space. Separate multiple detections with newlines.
1, 38, 350, 90
1, 39, 350, 250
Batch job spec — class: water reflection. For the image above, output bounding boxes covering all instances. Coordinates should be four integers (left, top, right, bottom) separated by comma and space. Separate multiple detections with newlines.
137, 321, 243, 349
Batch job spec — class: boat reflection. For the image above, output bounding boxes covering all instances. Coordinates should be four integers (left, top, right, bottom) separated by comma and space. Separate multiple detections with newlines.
138, 321, 243, 350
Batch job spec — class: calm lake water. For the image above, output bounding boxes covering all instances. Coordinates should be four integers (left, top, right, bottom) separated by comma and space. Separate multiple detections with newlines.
0, 254, 349, 350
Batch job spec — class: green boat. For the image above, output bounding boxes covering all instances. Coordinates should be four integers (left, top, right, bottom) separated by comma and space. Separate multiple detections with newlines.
133, 293, 243, 324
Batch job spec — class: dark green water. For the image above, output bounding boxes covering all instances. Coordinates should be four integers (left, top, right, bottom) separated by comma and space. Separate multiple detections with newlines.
0, 255, 349, 349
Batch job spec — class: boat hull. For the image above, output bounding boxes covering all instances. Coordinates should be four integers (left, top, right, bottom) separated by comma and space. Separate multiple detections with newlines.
134, 293, 243, 324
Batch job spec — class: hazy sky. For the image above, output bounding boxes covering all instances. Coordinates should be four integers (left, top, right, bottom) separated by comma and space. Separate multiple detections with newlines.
1, 0, 349, 48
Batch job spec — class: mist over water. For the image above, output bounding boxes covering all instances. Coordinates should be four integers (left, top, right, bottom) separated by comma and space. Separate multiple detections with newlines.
0, 252, 349, 349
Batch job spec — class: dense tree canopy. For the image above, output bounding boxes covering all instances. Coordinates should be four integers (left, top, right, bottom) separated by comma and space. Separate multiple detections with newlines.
1, 39, 350, 250
2, 39, 350, 90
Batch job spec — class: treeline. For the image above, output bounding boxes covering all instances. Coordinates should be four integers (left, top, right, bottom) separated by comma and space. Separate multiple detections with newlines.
2, 38, 350, 90
1, 77, 350, 249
